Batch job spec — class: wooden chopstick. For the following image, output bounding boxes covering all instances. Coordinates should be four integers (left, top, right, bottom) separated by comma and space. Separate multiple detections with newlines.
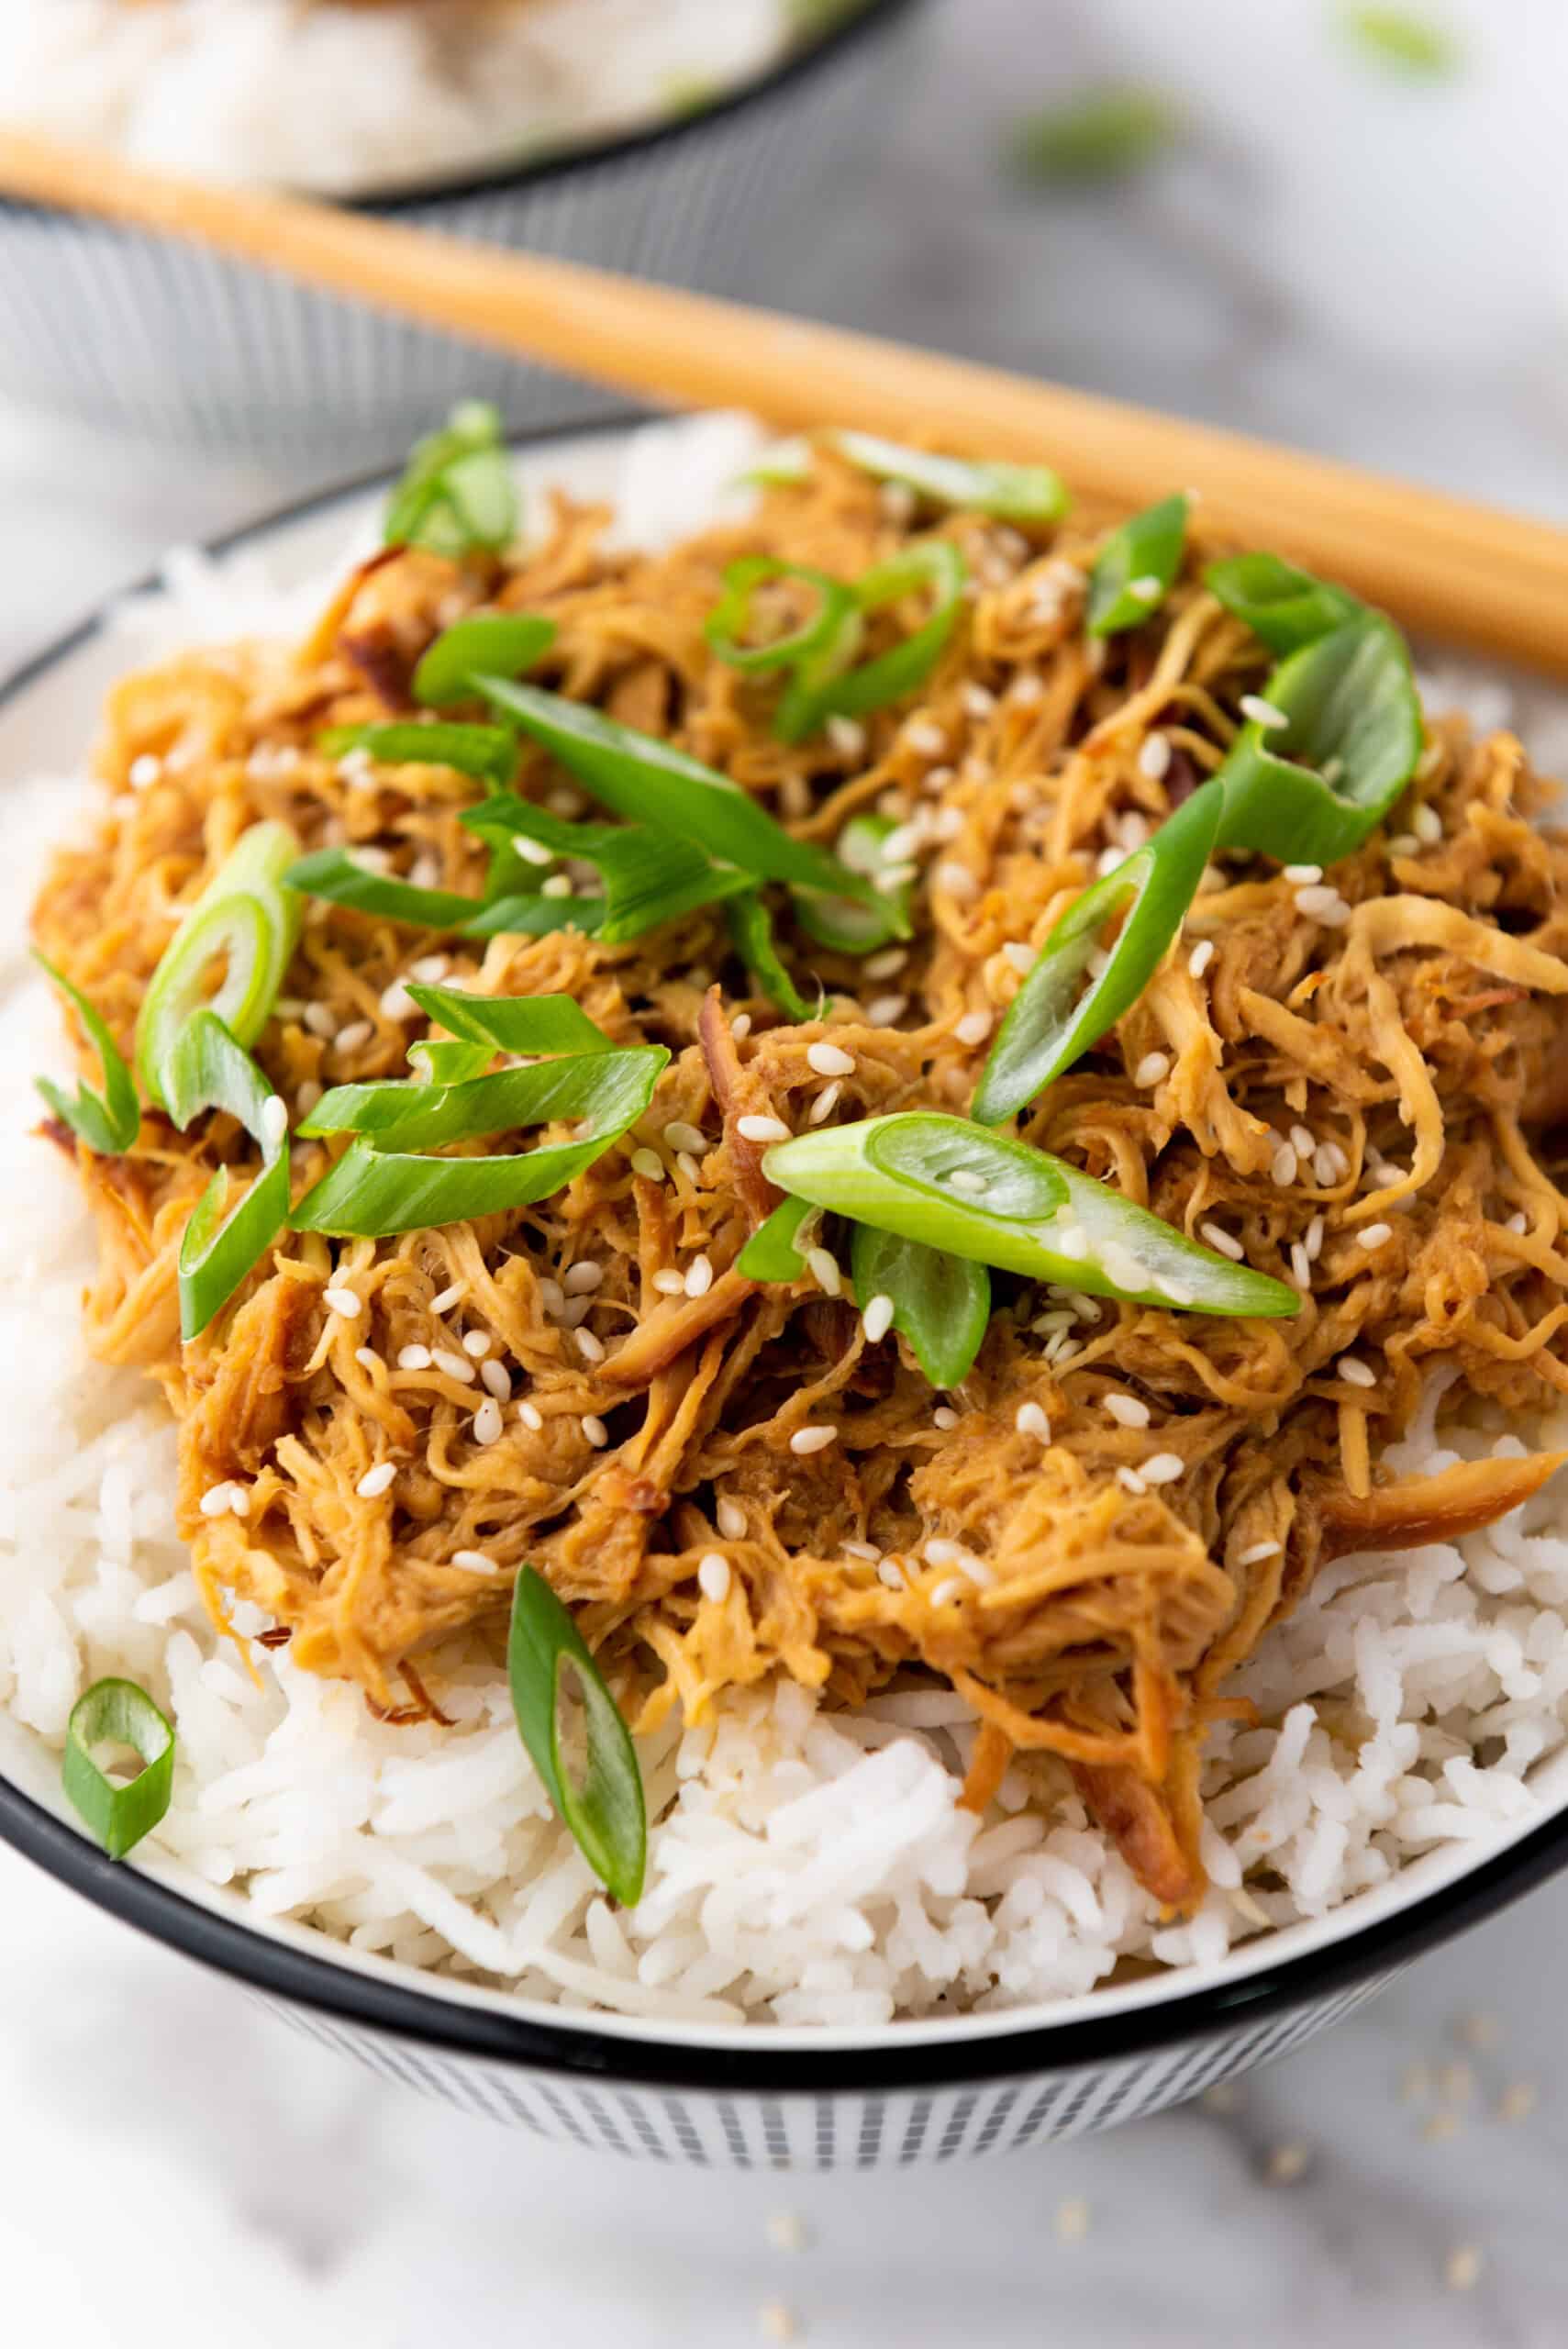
4, 128, 1565, 676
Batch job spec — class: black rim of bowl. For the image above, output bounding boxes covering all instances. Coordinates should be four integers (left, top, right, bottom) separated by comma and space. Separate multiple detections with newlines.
3, 410, 1568, 2098
0, 0, 924, 224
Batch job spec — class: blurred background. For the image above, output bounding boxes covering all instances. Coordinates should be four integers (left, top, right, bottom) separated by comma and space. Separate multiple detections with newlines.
4, 1, 1568, 2341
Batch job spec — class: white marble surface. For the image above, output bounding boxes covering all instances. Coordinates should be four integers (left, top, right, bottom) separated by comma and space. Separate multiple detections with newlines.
5, 2, 1568, 2342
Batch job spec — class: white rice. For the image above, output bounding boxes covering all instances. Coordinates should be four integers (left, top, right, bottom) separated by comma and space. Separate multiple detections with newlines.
4, 417, 1568, 2028
0, 0, 810, 197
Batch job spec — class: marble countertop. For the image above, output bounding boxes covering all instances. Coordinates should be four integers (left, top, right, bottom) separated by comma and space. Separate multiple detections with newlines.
4, 2, 1568, 2342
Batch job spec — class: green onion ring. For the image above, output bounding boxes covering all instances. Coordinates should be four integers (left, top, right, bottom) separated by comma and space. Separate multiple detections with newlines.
62, 1677, 176, 1861
33, 952, 140, 1156
507, 1566, 646, 1908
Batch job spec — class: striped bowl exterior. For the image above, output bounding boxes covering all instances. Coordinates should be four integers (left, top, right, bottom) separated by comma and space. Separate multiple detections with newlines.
261, 1971, 1394, 2163
0, 4, 912, 459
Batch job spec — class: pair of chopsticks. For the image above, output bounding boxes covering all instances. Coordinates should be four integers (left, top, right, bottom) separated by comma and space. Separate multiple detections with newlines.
2, 128, 1564, 676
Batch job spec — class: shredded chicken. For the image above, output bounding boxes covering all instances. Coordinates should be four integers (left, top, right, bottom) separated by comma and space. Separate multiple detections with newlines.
30, 450, 1568, 1911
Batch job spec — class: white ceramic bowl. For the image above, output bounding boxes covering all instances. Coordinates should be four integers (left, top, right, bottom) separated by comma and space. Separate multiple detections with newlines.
4, 417, 1567, 2167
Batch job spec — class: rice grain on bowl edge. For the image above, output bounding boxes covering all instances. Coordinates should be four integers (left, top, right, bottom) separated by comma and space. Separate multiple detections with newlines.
5, 415, 1568, 2035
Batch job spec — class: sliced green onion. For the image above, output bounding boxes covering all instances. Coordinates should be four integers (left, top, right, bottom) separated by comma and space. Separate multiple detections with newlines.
408, 1038, 494, 1085
463, 795, 751, 943
1213, 613, 1423, 865
792, 812, 913, 953
850, 1222, 991, 1387
284, 848, 485, 932
764, 1112, 1300, 1319
384, 400, 518, 560
737, 436, 812, 488
833, 431, 1071, 525
1008, 84, 1184, 184
507, 1566, 645, 1907
727, 890, 814, 1020
292, 1046, 667, 1237
706, 557, 859, 674
735, 1194, 817, 1280
1340, 5, 1458, 76
462, 892, 607, 940
319, 720, 517, 791
62, 1677, 175, 1861
33, 952, 139, 1155
163, 1009, 291, 1340
776, 540, 968, 742
1086, 493, 1188, 638
477, 677, 876, 907
973, 777, 1224, 1124
405, 980, 613, 1058
413, 612, 555, 707
1204, 551, 1362, 654
137, 820, 300, 1110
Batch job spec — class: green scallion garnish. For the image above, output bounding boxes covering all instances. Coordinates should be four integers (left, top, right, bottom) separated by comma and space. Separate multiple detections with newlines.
507, 1566, 646, 1907
1085, 493, 1189, 638
705, 556, 860, 674
1008, 85, 1184, 184
462, 795, 751, 943
412, 611, 555, 707
136, 820, 300, 1111
776, 540, 969, 744
62, 1677, 175, 1861
318, 720, 519, 792
764, 1112, 1300, 1319
850, 1222, 991, 1387
735, 1194, 818, 1281
384, 400, 519, 561
33, 953, 139, 1156
1204, 551, 1362, 655
833, 431, 1071, 525
164, 1008, 292, 1340
792, 812, 913, 955
726, 890, 815, 1021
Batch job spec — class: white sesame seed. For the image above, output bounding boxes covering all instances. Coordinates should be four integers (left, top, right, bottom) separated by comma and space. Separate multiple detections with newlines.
807, 1041, 856, 1078
789, 1425, 837, 1455
728, 1012, 752, 1043
1337, 1356, 1376, 1387
334, 1019, 374, 1054
934, 861, 979, 902
675, 1152, 702, 1188
473, 1397, 504, 1444
563, 1261, 605, 1297
573, 1327, 606, 1365
1506, 1208, 1529, 1235
922, 764, 956, 797
929, 1576, 966, 1609
517, 1400, 544, 1431
511, 834, 555, 867
431, 1348, 476, 1384
652, 1269, 686, 1296
1140, 1452, 1184, 1485
1358, 1222, 1394, 1250
461, 1329, 491, 1357
1413, 803, 1443, 843
862, 1294, 895, 1344
408, 953, 447, 984
948, 1169, 988, 1195
1187, 939, 1215, 978
1271, 1144, 1299, 1187
430, 1283, 463, 1314
737, 1114, 791, 1144
1290, 1124, 1317, 1160
356, 1462, 395, 1499
808, 1080, 843, 1125
1156, 1275, 1195, 1306
478, 1358, 510, 1401
540, 874, 574, 900
1015, 1401, 1051, 1441
1135, 1051, 1171, 1088
1055, 2198, 1091, 2244
304, 1002, 337, 1041
1304, 1214, 1325, 1262
255, 1094, 288, 1151
663, 1121, 706, 1155
880, 819, 925, 863
862, 946, 908, 981
806, 1246, 841, 1297
1129, 573, 1162, 602
954, 1009, 993, 1047
1010, 671, 1045, 707
933, 1407, 960, 1431
679, 1254, 714, 1301
867, 996, 908, 1028
698, 1553, 732, 1603
1240, 695, 1289, 729
379, 980, 417, 1020
630, 1147, 665, 1181
1105, 1393, 1151, 1429
962, 683, 996, 719
716, 1497, 748, 1542
1095, 845, 1129, 879
1237, 1539, 1283, 1566
1137, 732, 1173, 781
396, 1344, 432, 1371
826, 715, 866, 760
1283, 863, 1323, 885
1004, 941, 1038, 975
1290, 1242, 1312, 1288
905, 720, 947, 758
876, 1558, 905, 1589
1316, 1140, 1349, 1185
1295, 883, 1347, 920
453, 1549, 499, 1575
197, 1482, 236, 1519
128, 752, 163, 788
1117, 1465, 1149, 1496
353, 1346, 382, 1375
323, 1285, 361, 1320
574, 1413, 606, 1451
295, 1078, 324, 1117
